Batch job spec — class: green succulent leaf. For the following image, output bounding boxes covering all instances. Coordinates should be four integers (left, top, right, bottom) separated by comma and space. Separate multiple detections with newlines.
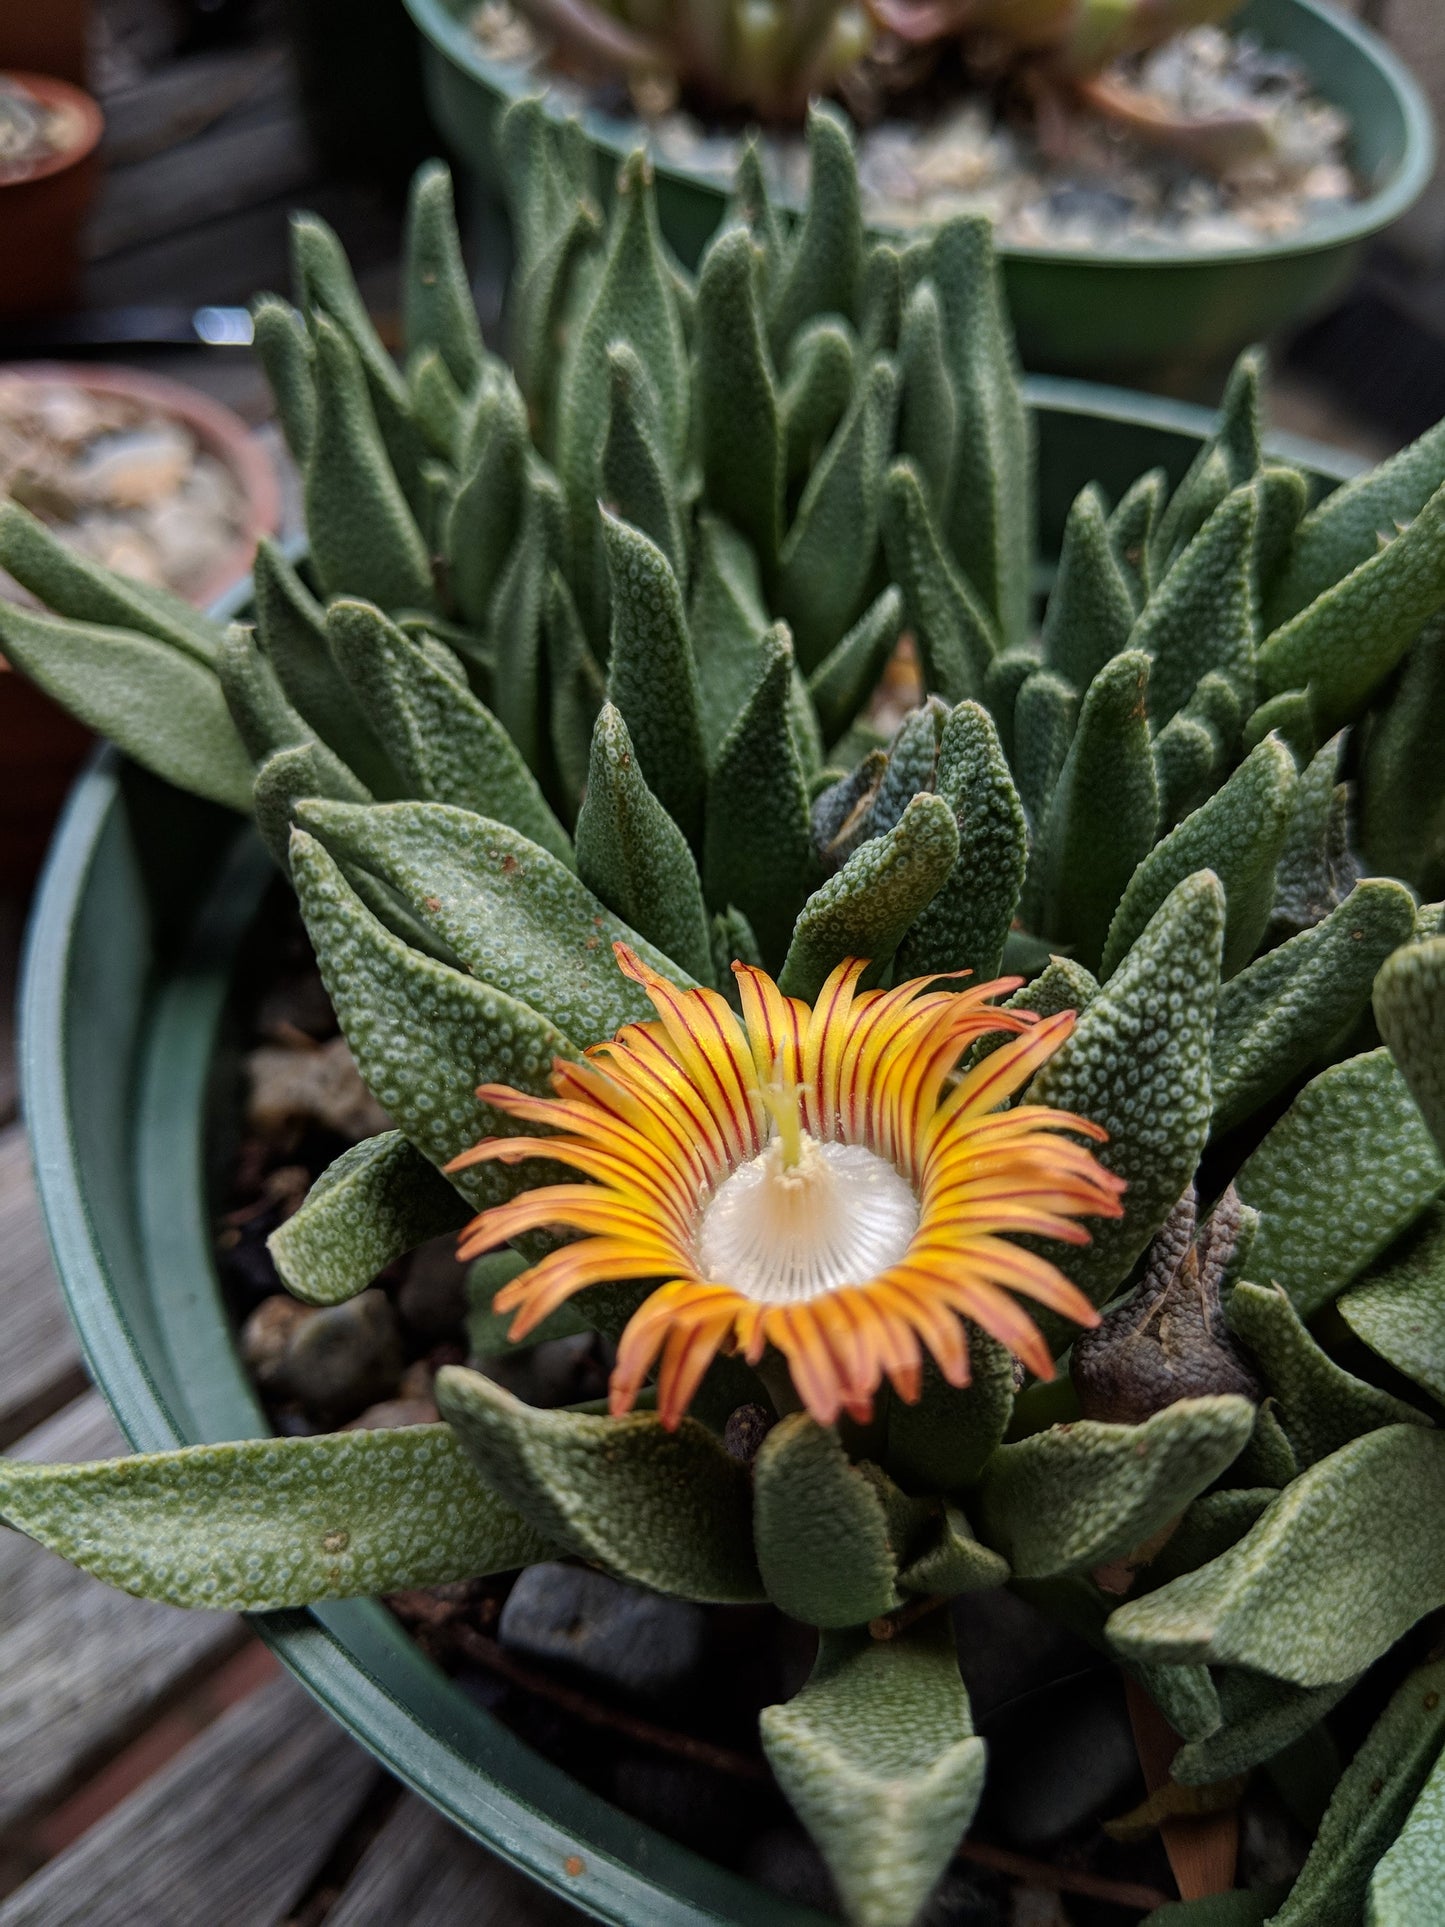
702, 623, 815, 968
1012, 668, 1077, 842
1242, 686, 1314, 763
1106, 466, 1166, 609
766, 103, 862, 355
445, 376, 529, 629
251, 295, 315, 467
402, 160, 488, 392
1041, 485, 1137, 693
434, 1365, 763, 1603
1269, 1654, 1445, 1927
808, 588, 905, 749
897, 279, 956, 510
0, 1425, 550, 1611
296, 798, 688, 1048
900, 1504, 1009, 1598
780, 791, 959, 1001
1211, 879, 1418, 1132
1152, 444, 1232, 579
543, 567, 607, 814
1101, 734, 1295, 981
1339, 1201, 1445, 1405
1360, 612, 1445, 901
269, 1130, 468, 1307
780, 316, 855, 486
575, 703, 714, 984
1108, 1425, 1445, 1686
1026, 871, 1224, 1318
0, 601, 253, 813
1374, 934, 1445, 1155
253, 739, 370, 870
760, 1619, 987, 1927
883, 1341, 1016, 1496
1171, 1669, 1353, 1788
1152, 713, 1219, 830
895, 700, 1027, 985
975, 1395, 1254, 1579
1236, 1048, 1445, 1317
1368, 1729, 1445, 1925
753, 1416, 905, 1627
696, 225, 782, 565
218, 620, 309, 763
881, 458, 998, 705
600, 342, 685, 577
487, 454, 563, 776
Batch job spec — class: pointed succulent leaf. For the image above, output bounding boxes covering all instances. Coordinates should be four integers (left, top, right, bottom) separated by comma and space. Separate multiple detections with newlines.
603, 511, 707, 844
1339, 1203, 1445, 1402
408, 349, 464, 461
305, 313, 435, 612
1227, 1280, 1425, 1469
0, 601, 253, 813
1267, 414, 1445, 626
1102, 735, 1295, 980
218, 619, 309, 763
1027, 871, 1224, 1317
1242, 686, 1314, 763
1041, 485, 1137, 692
297, 798, 689, 1051
703, 626, 815, 966
896, 700, 1027, 985
445, 374, 528, 628
1360, 611, 1445, 900
883, 1337, 1015, 1495
696, 225, 782, 565
289, 831, 576, 1204
465, 1248, 593, 1355
0, 498, 223, 666
753, 1415, 904, 1626
1039, 650, 1159, 972
1152, 713, 1218, 830
1012, 667, 1077, 845
808, 587, 905, 749
1268, 729, 1355, 939
326, 599, 571, 862
1212, 879, 1417, 1132
251, 295, 315, 467
931, 215, 1031, 651
1236, 1048, 1445, 1317
1252, 462, 1311, 600
600, 342, 684, 577
778, 358, 898, 672
780, 792, 958, 1001
1106, 467, 1166, 609
253, 738, 369, 870
712, 905, 763, 981
881, 459, 998, 704
725, 134, 781, 259
576, 703, 714, 984
269, 1130, 468, 1307
688, 513, 771, 763
1258, 476, 1445, 732
1215, 347, 1265, 484
761, 1620, 987, 1927
1374, 934, 1445, 1154
402, 160, 487, 391
897, 279, 955, 510
0, 1425, 550, 1611
1108, 1425, 1445, 1685
980, 648, 1035, 762
869, 700, 944, 838
543, 567, 606, 815
1130, 485, 1258, 728
434, 1365, 762, 1603
1171, 1670, 1353, 1788
899, 1504, 1009, 1597
1152, 443, 1232, 577
509, 192, 601, 446
975, 1396, 1253, 1579
858, 239, 902, 356
766, 103, 862, 355
1268, 1655, 1445, 1927
780, 316, 855, 484
1368, 1729, 1445, 1925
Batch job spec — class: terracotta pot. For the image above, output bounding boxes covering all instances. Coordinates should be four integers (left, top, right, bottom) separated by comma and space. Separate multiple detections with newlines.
0, 72, 103, 316
0, 364, 282, 890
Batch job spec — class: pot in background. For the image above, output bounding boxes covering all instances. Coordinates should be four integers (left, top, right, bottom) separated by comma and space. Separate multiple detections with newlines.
0, 73, 103, 317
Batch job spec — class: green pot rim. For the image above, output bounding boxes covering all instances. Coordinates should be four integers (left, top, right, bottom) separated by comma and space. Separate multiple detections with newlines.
402, 0, 1435, 269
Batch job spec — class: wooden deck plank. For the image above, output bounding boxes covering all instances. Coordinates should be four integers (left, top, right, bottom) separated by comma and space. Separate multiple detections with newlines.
0, 1127, 85, 1451
0, 1674, 377, 1927
0, 1393, 246, 1835
324, 1795, 586, 1927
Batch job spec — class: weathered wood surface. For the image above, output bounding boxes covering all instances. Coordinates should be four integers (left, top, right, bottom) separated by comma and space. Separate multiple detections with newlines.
0, 1393, 246, 1837
0, 1126, 85, 1452
0, 1674, 378, 1927
325, 1794, 586, 1927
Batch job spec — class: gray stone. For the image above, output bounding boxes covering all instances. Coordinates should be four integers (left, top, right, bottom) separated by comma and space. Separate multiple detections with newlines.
279, 1288, 403, 1423
398, 1239, 468, 1338
499, 1563, 707, 1700
953, 1586, 1097, 1727
987, 1671, 1140, 1849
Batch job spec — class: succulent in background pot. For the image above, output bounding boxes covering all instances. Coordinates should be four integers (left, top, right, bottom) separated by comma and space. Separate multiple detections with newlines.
7, 108, 1445, 1925
0, 72, 102, 316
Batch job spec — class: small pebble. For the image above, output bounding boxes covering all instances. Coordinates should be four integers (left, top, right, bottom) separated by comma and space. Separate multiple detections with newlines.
499, 1562, 707, 1699
279, 1289, 405, 1423
240, 1295, 316, 1393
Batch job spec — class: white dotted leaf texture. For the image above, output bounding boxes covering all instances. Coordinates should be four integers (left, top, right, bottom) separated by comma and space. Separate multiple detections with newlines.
1374, 935, 1445, 1156
1368, 1736, 1445, 1926
1340, 1203, 1445, 1403
752, 1416, 902, 1628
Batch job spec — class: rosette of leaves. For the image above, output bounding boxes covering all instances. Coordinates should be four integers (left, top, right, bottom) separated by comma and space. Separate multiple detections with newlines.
8, 105, 1445, 1927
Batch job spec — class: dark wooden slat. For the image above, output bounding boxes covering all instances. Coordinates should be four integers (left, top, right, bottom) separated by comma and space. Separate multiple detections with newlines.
0, 1675, 377, 1927
0, 1393, 245, 1835
0, 1127, 85, 1451
99, 46, 292, 166
324, 1795, 586, 1927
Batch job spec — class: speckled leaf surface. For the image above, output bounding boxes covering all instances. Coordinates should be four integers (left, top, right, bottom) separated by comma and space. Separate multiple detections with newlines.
695, 226, 782, 565
0, 1426, 550, 1611
761, 1619, 987, 1927
269, 1130, 468, 1306
1269, 1654, 1445, 1927
1374, 936, 1445, 1154
1108, 1425, 1445, 1686
1130, 485, 1258, 728
1339, 1203, 1445, 1402
808, 588, 905, 750
881, 459, 998, 704
1359, 612, 1445, 902
435, 1366, 763, 1604
899, 1504, 1009, 1598
754, 1417, 904, 1627
974, 1396, 1253, 1580
883, 1342, 1015, 1495
296, 799, 687, 1046
1171, 1669, 1353, 1787
1040, 485, 1135, 694
1211, 879, 1416, 1132
1236, 1049, 1445, 1317
402, 161, 488, 390
1368, 1740, 1445, 1925
1026, 871, 1223, 1316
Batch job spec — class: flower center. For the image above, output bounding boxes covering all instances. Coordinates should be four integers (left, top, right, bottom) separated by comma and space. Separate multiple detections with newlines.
696, 1129, 920, 1306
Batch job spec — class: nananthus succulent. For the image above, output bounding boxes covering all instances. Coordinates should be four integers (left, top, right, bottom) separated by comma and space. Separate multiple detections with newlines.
6, 103, 1445, 1926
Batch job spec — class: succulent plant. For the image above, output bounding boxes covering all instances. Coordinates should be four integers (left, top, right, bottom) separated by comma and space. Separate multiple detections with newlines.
7, 104, 1445, 1927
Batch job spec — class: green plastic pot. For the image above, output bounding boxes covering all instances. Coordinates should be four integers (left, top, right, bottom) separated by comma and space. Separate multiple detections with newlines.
404, 0, 1434, 379
20, 379, 1361, 1925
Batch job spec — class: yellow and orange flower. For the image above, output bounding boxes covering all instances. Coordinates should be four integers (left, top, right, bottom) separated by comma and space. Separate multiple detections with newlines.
449, 945, 1124, 1430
